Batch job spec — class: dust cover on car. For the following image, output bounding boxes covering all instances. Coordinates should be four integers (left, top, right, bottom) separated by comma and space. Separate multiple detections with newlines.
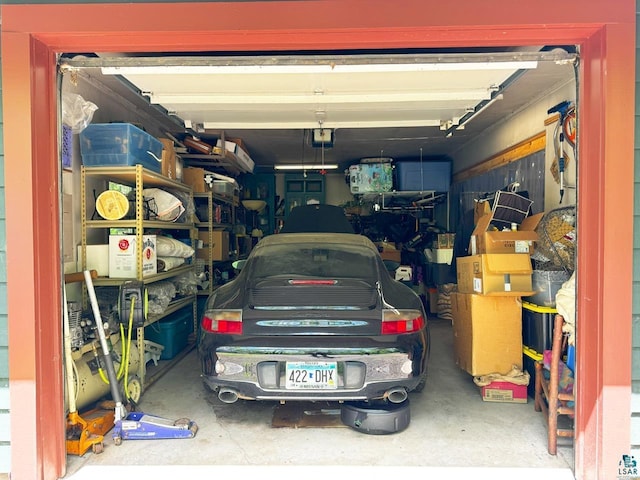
280, 204, 355, 234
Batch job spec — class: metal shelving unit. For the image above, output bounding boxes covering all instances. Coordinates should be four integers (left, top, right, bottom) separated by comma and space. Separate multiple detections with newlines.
193, 190, 237, 296
80, 164, 198, 391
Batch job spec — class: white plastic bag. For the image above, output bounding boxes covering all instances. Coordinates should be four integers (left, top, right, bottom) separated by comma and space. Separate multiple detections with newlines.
157, 256, 186, 272
156, 236, 194, 258
143, 188, 185, 222
555, 272, 576, 345
62, 93, 99, 134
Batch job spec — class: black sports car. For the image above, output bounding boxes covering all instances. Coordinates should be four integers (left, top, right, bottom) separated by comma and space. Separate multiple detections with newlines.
198, 205, 429, 404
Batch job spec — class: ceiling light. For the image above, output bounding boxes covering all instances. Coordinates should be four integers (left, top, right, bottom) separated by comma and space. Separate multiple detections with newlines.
274, 164, 338, 171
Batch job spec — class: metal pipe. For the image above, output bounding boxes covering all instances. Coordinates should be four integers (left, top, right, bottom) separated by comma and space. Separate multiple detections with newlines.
385, 388, 408, 404
218, 388, 240, 404
84, 270, 127, 421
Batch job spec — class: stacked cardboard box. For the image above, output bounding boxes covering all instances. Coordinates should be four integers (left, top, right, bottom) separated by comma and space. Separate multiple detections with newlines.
452, 212, 543, 402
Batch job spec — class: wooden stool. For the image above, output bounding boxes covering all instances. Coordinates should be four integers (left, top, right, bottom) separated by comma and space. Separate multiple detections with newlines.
534, 314, 575, 455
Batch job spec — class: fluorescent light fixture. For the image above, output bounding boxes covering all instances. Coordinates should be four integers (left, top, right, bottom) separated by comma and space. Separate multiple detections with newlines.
148, 90, 492, 105
274, 164, 339, 171
101, 61, 537, 76
455, 93, 504, 130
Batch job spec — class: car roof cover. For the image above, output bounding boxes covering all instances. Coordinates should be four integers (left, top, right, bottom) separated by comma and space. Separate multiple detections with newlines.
280, 204, 355, 234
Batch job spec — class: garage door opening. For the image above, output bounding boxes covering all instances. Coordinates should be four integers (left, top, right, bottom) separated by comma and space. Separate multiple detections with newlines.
58, 47, 578, 477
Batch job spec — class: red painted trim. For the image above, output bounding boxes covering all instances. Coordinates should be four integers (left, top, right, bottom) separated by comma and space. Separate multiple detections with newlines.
574, 23, 635, 480
2, 32, 65, 480
0, 2, 635, 479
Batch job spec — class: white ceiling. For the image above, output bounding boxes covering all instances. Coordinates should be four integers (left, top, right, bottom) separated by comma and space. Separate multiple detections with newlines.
102, 60, 536, 131
63, 50, 576, 172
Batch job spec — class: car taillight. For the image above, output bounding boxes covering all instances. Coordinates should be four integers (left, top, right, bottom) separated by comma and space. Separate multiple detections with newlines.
381, 309, 425, 335
202, 309, 243, 334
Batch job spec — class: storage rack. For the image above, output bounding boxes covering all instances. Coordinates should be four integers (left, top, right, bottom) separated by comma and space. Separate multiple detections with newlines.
193, 190, 238, 295
362, 190, 450, 230
80, 164, 197, 391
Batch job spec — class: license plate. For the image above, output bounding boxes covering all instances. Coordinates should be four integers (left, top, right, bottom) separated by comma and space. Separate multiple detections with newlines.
285, 361, 338, 390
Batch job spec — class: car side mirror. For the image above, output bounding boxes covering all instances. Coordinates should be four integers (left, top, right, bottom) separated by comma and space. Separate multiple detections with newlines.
232, 259, 247, 271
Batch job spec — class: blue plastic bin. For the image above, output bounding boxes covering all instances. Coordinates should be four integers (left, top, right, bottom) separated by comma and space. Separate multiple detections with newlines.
79, 123, 163, 173
566, 344, 575, 372
395, 160, 451, 192
145, 307, 193, 360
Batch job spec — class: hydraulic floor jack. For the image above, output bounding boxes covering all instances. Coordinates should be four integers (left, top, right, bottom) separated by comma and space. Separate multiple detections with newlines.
103, 279, 198, 445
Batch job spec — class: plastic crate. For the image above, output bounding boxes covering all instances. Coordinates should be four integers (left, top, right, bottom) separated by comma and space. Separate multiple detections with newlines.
79, 123, 163, 173
522, 301, 557, 352
144, 307, 192, 360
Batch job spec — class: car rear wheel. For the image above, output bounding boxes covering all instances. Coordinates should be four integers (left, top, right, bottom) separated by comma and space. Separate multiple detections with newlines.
412, 376, 427, 393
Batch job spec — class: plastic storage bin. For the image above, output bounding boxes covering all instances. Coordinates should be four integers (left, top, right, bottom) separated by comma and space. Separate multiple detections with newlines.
79, 123, 163, 173
523, 346, 543, 398
144, 307, 193, 360
524, 269, 570, 307
349, 163, 393, 194
395, 160, 451, 192
522, 301, 557, 352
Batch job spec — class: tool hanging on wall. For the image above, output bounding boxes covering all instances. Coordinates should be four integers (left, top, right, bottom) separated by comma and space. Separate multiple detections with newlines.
118, 281, 148, 328
548, 101, 576, 204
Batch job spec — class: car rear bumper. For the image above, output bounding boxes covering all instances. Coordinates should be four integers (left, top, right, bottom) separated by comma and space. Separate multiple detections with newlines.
200, 348, 425, 402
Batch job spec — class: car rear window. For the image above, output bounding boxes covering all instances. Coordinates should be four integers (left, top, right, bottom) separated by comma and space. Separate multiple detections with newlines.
249, 243, 378, 279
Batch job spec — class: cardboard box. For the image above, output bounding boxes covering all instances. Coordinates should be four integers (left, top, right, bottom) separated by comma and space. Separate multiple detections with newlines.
479, 381, 528, 403
109, 235, 157, 278
197, 230, 230, 261
376, 242, 401, 263
183, 167, 216, 193
474, 199, 492, 225
77, 244, 110, 277
451, 292, 523, 376
159, 138, 177, 180
456, 254, 534, 296
215, 139, 255, 173
424, 247, 453, 265
469, 212, 543, 255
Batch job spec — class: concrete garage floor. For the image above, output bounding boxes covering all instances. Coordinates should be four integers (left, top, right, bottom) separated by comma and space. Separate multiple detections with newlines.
64, 318, 575, 480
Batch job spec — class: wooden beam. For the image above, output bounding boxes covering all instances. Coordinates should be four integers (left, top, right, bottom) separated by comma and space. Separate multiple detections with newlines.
453, 131, 546, 183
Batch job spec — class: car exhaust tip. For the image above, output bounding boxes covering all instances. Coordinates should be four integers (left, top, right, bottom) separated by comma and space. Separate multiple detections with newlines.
385, 388, 408, 404
218, 388, 239, 404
